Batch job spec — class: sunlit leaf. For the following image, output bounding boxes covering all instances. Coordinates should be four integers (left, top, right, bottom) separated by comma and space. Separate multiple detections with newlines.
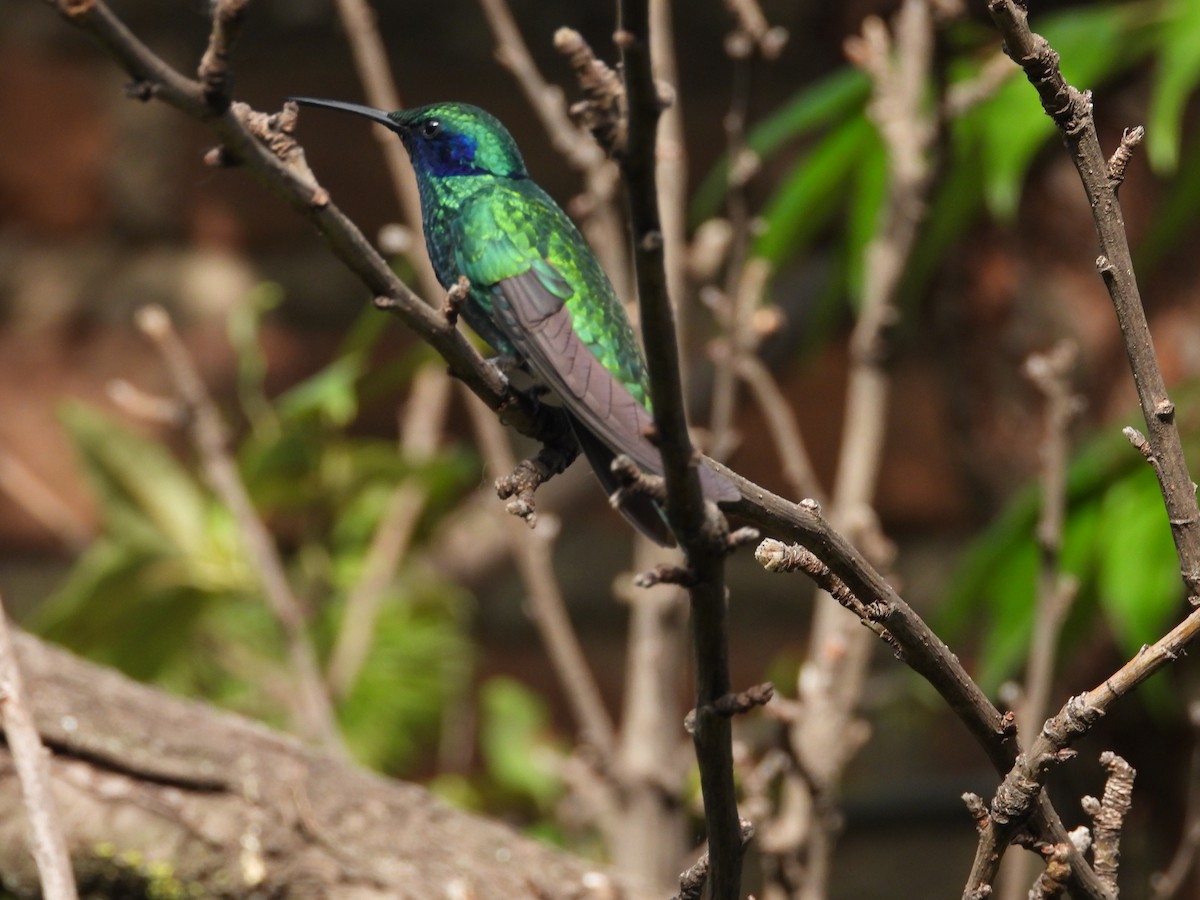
753, 115, 876, 265
276, 354, 365, 427
479, 677, 562, 805
1095, 467, 1184, 654
691, 67, 870, 221
1147, 0, 1200, 173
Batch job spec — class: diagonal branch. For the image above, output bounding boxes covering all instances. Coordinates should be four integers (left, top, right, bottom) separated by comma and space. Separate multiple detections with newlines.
989, 0, 1200, 601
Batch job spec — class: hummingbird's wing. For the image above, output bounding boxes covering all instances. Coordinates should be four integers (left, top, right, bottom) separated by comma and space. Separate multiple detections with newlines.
491, 263, 739, 505
492, 264, 663, 476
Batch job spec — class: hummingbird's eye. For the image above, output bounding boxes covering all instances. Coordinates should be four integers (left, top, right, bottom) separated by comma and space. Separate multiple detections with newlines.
420, 119, 442, 138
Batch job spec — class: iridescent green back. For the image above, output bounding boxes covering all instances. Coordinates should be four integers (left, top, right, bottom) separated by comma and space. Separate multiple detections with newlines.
396, 103, 652, 409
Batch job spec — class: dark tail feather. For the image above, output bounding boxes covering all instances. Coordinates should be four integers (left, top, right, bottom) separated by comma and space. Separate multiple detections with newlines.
571, 421, 676, 547
570, 418, 743, 546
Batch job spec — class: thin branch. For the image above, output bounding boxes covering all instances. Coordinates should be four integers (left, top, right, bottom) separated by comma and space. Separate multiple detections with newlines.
0, 595, 78, 900
1029, 842, 1072, 900
331, 0, 440, 297
611, 537, 691, 889
649, 0, 691, 379
707, 5, 782, 462
1084, 752, 1135, 892
36, 7, 1112, 891
955, 3, 1200, 893
197, 0, 251, 110
133, 306, 344, 753
477, 0, 602, 172
760, 4, 937, 897
999, 342, 1083, 900
732, 352, 825, 503
0, 448, 91, 552
989, 0, 1200, 602
615, 1, 742, 895
463, 387, 617, 760
1019, 341, 1084, 741
325, 362, 450, 699
671, 820, 755, 900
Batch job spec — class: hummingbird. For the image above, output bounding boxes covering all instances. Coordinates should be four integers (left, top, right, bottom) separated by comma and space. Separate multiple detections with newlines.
290, 98, 738, 545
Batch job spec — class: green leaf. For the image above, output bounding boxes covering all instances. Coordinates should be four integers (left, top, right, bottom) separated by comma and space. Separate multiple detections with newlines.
335, 573, 473, 774
1095, 467, 1184, 654
37, 539, 214, 680
691, 67, 870, 222
1147, 0, 1200, 173
753, 115, 876, 265
59, 403, 209, 557
479, 677, 562, 805
276, 354, 365, 427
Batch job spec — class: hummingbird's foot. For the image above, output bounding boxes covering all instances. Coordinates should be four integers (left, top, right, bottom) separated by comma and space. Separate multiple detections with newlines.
608, 454, 667, 504
495, 440, 577, 529
485, 353, 525, 380
442, 275, 471, 325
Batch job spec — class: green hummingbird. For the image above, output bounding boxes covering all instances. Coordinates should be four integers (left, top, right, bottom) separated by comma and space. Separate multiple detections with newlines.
290, 98, 737, 544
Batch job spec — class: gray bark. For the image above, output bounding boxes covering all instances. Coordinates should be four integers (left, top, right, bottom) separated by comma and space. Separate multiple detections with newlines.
0, 631, 652, 899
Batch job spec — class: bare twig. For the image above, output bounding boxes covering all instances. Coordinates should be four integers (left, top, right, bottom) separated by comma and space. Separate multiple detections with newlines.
707, 2, 783, 462
1030, 842, 1072, 900
555, 28, 627, 158
611, 537, 691, 888
331, 0, 439, 296
0, 449, 91, 552
1085, 752, 1135, 892
732, 353, 825, 502
1018, 342, 1084, 746
757, 4, 937, 896
671, 820, 755, 900
325, 363, 450, 699
197, 0, 251, 110
618, 12, 743, 900
999, 342, 1083, 900
39, 6, 1113, 891
464, 387, 616, 760
478, 0, 600, 172
649, 0, 691, 376
133, 306, 344, 752
0, 595, 78, 900
957, 4, 1200, 894
722, 0, 788, 59
615, 1, 742, 895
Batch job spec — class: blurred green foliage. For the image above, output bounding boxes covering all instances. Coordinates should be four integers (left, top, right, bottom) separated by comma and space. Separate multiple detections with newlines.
940, 390, 1200, 691
37, 284, 489, 775
693, 0, 1200, 692
696, 0, 1200, 344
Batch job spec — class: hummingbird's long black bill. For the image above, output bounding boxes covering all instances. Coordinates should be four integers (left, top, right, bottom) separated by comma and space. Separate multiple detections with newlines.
288, 97, 397, 130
